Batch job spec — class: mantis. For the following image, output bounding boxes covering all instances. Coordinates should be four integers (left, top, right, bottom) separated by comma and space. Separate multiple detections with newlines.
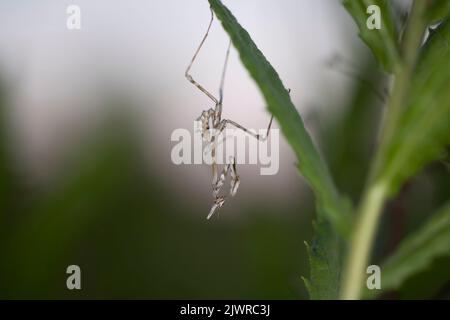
185, 7, 274, 219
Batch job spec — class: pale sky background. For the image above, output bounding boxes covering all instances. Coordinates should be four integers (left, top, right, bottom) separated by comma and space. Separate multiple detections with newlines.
0, 0, 410, 218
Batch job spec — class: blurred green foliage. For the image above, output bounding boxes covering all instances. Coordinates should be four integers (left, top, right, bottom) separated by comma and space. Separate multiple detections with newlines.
341, 0, 449, 299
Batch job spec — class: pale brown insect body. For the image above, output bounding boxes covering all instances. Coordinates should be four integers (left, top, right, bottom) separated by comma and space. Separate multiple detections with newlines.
186, 8, 273, 219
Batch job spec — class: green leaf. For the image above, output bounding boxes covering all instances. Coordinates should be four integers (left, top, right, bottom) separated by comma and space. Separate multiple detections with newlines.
343, 0, 400, 72
208, 0, 351, 236
302, 220, 341, 299
375, 20, 450, 196
365, 202, 450, 298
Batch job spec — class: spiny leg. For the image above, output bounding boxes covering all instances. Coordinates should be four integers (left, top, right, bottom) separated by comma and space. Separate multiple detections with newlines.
207, 132, 240, 219
220, 116, 274, 141
185, 7, 219, 105
218, 85, 284, 141
202, 112, 274, 158
212, 157, 240, 198
202, 114, 273, 158
207, 157, 240, 220
214, 88, 293, 141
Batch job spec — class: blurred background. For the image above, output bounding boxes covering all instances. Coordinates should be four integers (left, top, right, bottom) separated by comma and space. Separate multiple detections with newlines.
0, 0, 448, 299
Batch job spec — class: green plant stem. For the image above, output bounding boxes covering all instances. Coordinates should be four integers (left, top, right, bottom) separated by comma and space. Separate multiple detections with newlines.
340, 0, 427, 300
341, 182, 388, 299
